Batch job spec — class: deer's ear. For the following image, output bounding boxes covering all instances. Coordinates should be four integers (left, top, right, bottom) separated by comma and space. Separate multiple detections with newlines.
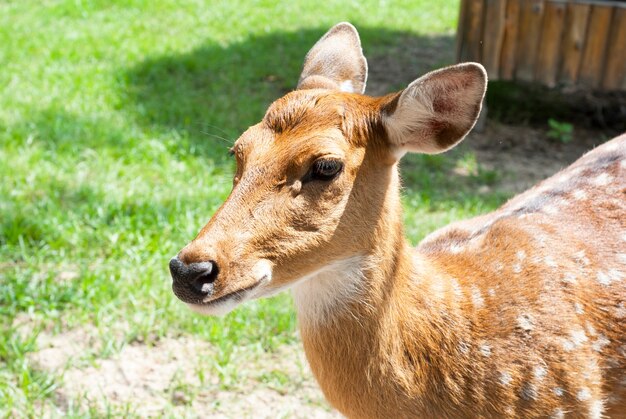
297, 22, 368, 94
381, 63, 487, 156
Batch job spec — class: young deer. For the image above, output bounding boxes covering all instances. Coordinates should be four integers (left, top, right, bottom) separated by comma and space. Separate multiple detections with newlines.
169, 23, 626, 418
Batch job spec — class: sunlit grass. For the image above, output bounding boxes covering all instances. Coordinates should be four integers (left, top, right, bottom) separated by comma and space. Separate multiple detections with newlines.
0, 0, 516, 415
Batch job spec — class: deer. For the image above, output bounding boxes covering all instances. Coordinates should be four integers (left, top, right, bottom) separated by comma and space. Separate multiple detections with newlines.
169, 23, 626, 418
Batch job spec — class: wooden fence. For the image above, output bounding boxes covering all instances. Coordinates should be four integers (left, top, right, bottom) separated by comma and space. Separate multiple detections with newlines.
457, 0, 626, 90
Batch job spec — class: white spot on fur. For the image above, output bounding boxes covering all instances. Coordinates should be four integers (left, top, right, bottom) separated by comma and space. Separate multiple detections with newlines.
533, 365, 547, 381
590, 173, 612, 186
562, 340, 575, 352
544, 255, 558, 268
553, 387, 564, 397
597, 271, 611, 286
450, 277, 464, 299
586, 321, 597, 336
517, 314, 534, 332
479, 343, 491, 357
516, 250, 527, 260
471, 286, 484, 308
292, 256, 369, 326
562, 272, 577, 284
571, 329, 588, 346
488, 288, 496, 297
563, 329, 587, 351
542, 204, 559, 215
572, 190, 587, 200
552, 408, 565, 419
618, 253, 626, 264
592, 334, 610, 352
429, 278, 447, 300
589, 399, 604, 419
513, 263, 522, 274
574, 302, 584, 314
577, 387, 591, 401
500, 371, 512, 386
449, 243, 465, 254
609, 269, 624, 281
339, 80, 354, 93
458, 341, 470, 355
596, 269, 623, 286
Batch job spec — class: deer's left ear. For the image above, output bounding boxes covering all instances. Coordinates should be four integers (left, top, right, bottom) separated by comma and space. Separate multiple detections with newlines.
381, 63, 487, 156
297, 22, 368, 94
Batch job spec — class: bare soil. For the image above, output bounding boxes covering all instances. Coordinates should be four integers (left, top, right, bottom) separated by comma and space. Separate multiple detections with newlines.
29, 327, 339, 418
461, 122, 616, 194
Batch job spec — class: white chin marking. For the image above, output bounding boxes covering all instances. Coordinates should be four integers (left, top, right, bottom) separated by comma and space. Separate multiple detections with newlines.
187, 299, 239, 316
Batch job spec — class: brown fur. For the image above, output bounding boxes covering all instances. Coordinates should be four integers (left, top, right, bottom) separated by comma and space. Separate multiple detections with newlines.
172, 24, 626, 418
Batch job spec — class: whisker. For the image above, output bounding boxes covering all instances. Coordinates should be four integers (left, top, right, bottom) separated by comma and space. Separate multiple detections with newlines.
199, 130, 233, 144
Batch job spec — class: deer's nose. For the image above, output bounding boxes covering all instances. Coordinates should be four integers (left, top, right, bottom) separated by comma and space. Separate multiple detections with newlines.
169, 256, 218, 298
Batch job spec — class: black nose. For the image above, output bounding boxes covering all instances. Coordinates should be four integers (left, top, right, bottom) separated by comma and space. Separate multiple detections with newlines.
169, 256, 218, 299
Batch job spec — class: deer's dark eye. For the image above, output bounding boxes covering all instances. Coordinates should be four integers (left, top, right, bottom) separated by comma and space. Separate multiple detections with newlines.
309, 159, 343, 182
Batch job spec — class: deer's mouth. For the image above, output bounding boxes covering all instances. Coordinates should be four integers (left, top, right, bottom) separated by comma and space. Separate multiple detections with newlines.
185, 275, 269, 316
203, 280, 263, 305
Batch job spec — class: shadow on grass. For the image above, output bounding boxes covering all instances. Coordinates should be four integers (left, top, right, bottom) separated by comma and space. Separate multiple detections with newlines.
119, 26, 504, 206
121, 27, 455, 138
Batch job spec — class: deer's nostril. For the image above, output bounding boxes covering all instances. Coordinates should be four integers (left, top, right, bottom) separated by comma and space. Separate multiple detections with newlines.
192, 271, 216, 294
169, 257, 218, 296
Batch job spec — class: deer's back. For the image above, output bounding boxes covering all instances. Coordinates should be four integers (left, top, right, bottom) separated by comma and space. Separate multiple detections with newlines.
417, 134, 626, 416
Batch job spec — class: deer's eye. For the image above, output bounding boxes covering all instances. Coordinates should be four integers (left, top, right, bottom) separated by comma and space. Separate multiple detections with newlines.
309, 159, 344, 182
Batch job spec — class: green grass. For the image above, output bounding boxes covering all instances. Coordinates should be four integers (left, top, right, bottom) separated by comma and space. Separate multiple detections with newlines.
0, 0, 511, 415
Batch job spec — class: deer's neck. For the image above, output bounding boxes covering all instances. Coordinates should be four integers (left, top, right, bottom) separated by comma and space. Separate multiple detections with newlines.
293, 170, 464, 418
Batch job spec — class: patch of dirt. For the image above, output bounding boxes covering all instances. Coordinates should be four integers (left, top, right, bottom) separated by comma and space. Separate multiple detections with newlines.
29, 328, 339, 418
461, 121, 618, 194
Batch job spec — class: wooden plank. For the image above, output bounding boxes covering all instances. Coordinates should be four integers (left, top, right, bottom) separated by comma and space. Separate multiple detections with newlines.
578, 5, 613, 88
515, 0, 545, 82
482, 0, 508, 79
559, 3, 590, 84
456, 0, 470, 62
499, 0, 521, 80
602, 7, 626, 90
458, 0, 486, 62
535, 1, 566, 87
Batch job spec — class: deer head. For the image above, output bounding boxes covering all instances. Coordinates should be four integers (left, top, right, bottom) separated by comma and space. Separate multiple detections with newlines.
169, 23, 487, 316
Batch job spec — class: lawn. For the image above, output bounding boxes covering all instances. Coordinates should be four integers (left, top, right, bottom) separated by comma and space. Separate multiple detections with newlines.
0, 0, 512, 416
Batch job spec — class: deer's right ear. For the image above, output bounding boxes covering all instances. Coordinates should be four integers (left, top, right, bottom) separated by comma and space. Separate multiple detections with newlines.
297, 22, 368, 94
381, 63, 487, 157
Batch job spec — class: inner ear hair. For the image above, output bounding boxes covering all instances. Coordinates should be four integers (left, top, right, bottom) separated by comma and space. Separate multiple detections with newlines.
382, 63, 487, 155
